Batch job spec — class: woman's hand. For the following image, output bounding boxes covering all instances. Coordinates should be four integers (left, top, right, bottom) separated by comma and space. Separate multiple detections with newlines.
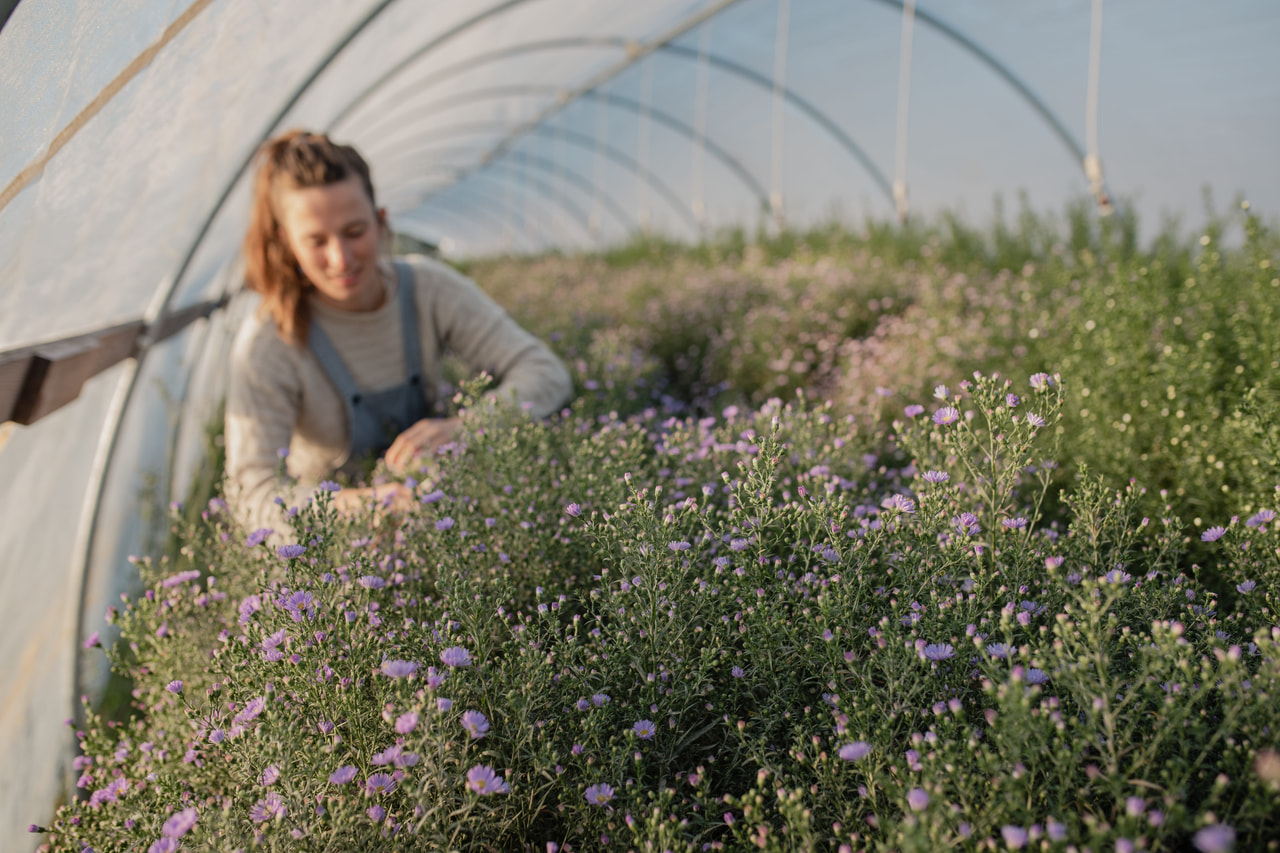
384, 417, 462, 474
332, 482, 416, 516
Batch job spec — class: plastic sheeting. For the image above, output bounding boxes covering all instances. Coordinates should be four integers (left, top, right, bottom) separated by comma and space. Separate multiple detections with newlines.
2, 1, 1279, 848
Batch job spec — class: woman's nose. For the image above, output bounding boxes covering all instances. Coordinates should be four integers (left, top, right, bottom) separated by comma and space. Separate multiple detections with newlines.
328, 239, 354, 272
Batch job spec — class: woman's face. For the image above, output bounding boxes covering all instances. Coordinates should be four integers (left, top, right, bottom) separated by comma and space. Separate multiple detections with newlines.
277, 176, 386, 312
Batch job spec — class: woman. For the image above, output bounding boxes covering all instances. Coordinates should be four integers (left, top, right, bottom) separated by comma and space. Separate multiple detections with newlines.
224, 130, 572, 534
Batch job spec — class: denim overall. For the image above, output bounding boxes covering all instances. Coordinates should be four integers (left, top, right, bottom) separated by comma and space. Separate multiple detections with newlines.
308, 261, 431, 465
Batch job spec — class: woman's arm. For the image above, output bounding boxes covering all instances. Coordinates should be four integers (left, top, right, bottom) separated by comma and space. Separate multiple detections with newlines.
223, 320, 313, 535
423, 260, 573, 418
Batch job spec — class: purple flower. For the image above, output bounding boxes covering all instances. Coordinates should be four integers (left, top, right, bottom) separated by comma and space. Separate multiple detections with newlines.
933, 406, 961, 426
437, 697, 453, 712
1246, 509, 1275, 528
904, 404, 925, 418
1105, 569, 1133, 584
161, 807, 197, 839
921, 470, 949, 484
906, 788, 930, 811
1026, 412, 1046, 427
466, 765, 510, 795
1026, 668, 1050, 685
83, 631, 101, 649
317, 480, 341, 492
585, 783, 615, 806
276, 544, 307, 560
591, 693, 610, 706
435, 517, 455, 531
668, 541, 691, 551
166, 680, 183, 695
881, 494, 916, 514
396, 712, 419, 734
249, 793, 286, 823
731, 666, 745, 678
358, 575, 386, 589
1237, 581, 1256, 594
933, 385, 949, 400
381, 660, 419, 678
1192, 824, 1236, 853
366, 804, 386, 822
954, 513, 980, 535
440, 646, 472, 667
261, 764, 280, 786
420, 488, 445, 504
461, 710, 490, 739
160, 570, 201, 589
632, 719, 657, 739
365, 773, 397, 795
238, 595, 261, 625
282, 590, 316, 622
564, 503, 582, 517
426, 666, 447, 689
1125, 796, 1146, 817
576, 698, 590, 711
1006, 393, 1020, 408
1029, 373, 1052, 391
838, 742, 871, 761
1002, 517, 1028, 530
373, 744, 416, 766
149, 839, 179, 853
329, 765, 357, 785
922, 643, 954, 661
246, 528, 274, 547
234, 696, 266, 724
1201, 526, 1227, 542
1001, 825, 1029, 849
986, 643, 1010, 659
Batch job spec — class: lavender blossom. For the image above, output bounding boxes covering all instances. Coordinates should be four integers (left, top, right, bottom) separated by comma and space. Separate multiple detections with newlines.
249, 793, 286, 823
161, 808, 197, 839
1192, 825, 1236, 853
440, 646, 473, 667
1201, 526, 1227, 542
922, 643, 955, 661
933, 406, 961, 426
381, 660, 419, 678
838, 742, 871, 761
461, 710, 490, 739
466, 765, 511, 795
245, 528, 274, 547
585, 783, 615, 806
329, 766, 357, 785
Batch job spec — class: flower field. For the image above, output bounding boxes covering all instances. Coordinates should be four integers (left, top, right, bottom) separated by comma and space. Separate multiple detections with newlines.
37, 202, 1280, 852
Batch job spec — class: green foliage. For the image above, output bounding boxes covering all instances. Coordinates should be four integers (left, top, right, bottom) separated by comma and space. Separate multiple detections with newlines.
44, 371, 1280, 852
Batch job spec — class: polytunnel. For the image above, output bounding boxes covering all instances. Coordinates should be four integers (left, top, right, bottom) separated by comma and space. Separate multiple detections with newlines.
1, 0, 1278, 845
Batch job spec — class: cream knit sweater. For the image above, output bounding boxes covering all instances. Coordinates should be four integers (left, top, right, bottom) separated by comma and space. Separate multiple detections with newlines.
224, 254, 572, 535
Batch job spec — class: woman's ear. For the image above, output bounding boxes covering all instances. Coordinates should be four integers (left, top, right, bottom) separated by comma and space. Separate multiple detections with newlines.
377, 207, 388, 227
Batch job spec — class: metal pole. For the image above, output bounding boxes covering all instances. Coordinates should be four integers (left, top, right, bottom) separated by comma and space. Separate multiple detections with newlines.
769, 0, 790, 230
893, 0, 916, 224
692, 23, 711, 229
637, 59, 653, 232
1085, 0, 1111, 213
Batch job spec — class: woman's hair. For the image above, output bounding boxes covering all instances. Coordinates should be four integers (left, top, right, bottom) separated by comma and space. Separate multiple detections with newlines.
243, 130, 381, 345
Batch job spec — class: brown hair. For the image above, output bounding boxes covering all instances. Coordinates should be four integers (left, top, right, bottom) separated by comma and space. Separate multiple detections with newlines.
243, 130, 381, 345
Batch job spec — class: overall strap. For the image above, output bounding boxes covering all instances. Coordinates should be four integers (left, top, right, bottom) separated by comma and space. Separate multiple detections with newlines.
307, 320, 363, 407
394, 260, 424, 383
